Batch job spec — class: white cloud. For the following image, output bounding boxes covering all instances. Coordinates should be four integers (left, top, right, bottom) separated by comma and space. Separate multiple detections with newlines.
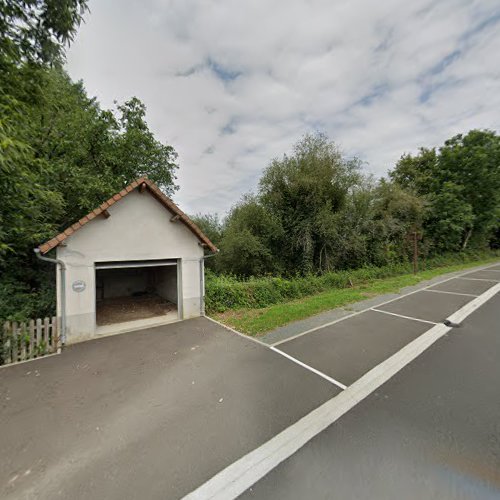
67, 0, 500, 214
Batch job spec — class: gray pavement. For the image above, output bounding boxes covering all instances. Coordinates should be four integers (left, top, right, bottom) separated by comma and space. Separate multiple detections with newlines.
428, 277, 497, 295
272, 269, 499, 387
375, 289, 471, 323
0, 318, 338, 500
1, 264, 499, 500
260, 262, 500, 345
461, 269, 500, 281
278, 310, 430, 385
240, 294, 500, 500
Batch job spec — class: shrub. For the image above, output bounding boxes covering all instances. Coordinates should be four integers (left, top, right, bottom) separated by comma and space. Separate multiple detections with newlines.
205, 250, 499, 313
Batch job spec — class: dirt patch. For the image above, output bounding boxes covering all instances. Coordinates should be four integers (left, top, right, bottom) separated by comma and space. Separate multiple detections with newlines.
96, 295, 176, 325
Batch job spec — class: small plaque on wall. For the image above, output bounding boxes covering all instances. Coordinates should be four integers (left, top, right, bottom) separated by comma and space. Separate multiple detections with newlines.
72, 280, 86, 292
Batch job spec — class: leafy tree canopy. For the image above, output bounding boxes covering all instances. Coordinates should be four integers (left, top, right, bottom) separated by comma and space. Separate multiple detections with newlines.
0, 0, 88, 65
0, 0, 179, 321
390, 129, 500, 251
212, 134, 426, 277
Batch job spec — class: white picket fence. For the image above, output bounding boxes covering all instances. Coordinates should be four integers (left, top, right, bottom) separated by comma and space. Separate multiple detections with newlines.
1, 317, 60, 366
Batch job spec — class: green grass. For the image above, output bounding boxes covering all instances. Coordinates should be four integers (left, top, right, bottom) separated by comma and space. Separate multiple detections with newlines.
212, 257, 499, 336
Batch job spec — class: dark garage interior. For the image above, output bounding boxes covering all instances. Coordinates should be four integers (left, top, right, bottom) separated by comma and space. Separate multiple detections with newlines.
95, 262, 178, 326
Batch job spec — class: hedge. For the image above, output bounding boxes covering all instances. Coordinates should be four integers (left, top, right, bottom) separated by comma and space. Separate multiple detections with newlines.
205, 250, 500, 313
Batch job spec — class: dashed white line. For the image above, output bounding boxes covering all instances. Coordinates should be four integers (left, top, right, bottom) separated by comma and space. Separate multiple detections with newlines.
183, 282, 500, 500
423, 289, 478, 298
270, 346, 347, 390
370, 308, 438, 325
271, 262, 500, 347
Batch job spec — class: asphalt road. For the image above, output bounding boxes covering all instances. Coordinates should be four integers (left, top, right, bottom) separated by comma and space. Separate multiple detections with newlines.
0, 318, 338, 500
241, 293, 500, 499
1, 264, 499, 499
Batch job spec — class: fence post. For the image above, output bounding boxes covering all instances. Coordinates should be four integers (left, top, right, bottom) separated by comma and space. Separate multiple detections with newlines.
11, 321, 18, 362
35, 318, 42, 357
2, 317, 64, 365
29, 319, 35, 359
43, 317, 50, 355
3, 322, 12, 365
19, 322, 27, 361
52, 316, 59, 352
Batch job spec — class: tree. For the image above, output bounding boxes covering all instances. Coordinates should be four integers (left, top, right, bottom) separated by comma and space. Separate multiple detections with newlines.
0, 1, 179, 322
214, 133, 429, 277
191, 213, 223, 247
390, 130, 500, 251
259, 133, 362, 273
218, 196, 283, 276
0, 0, 88, 65
369, 180, 426, 264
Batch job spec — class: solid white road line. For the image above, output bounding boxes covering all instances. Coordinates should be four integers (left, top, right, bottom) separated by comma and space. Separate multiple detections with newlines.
207, 316, 347, 390
183, 282, 500, 500
270, 346, 347, 390
423, 289, 479, 298
204, 316, 269, 347
271, 262, 500, 347
271, 310, 366, 347
460, 277, 500, 283
446, 283, 500, 323
370, 308, 438, 325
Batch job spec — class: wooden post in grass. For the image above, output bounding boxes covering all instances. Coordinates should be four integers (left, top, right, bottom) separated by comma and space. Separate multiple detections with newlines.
413, 231, 418, 274
407, 229, 422, 275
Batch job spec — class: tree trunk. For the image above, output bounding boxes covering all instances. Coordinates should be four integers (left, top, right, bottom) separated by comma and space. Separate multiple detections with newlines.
462, 228, 473, 250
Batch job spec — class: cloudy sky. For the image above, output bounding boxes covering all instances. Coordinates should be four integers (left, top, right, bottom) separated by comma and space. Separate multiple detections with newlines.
66, 0, 500, 215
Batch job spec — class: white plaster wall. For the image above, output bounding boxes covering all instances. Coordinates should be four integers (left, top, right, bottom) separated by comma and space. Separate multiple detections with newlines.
156, 266, 178, 303
56, 190, 204, 343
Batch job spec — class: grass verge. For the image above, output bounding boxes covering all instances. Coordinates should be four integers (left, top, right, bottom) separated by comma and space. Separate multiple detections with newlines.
211, 257, 499, 336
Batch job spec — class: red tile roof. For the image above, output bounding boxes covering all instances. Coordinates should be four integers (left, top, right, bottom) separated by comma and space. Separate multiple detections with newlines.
38, 177, 218, 254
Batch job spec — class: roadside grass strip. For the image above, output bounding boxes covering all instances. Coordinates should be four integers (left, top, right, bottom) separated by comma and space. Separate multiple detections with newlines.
213, 261, 500, 336
184, 282, 500, 500
270, 263, 498, 348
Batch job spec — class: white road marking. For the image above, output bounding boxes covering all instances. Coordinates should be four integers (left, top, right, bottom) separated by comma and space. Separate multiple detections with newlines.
270, 346, 347, 390
370, 308, 438, 325
446, 283, 500, 323
460, 277, 500, 283
423, 289, 479, 298
183, 282, 500, 500
271, 310, 367, 347
207, 316, 347, 389
271, 262, 500, 347
204, 316, 269, 347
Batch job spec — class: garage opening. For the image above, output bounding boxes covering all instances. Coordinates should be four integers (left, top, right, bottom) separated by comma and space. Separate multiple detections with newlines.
95, 260, 179, 331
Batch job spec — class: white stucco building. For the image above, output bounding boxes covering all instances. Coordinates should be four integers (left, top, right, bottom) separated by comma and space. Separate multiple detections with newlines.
37, 177, 218, 344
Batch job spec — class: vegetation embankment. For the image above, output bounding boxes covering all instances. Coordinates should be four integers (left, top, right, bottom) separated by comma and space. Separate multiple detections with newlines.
207, 251, 500, 336
1, 1, 178, 322
196, 126, 500, 336
1, 2, 499, 327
